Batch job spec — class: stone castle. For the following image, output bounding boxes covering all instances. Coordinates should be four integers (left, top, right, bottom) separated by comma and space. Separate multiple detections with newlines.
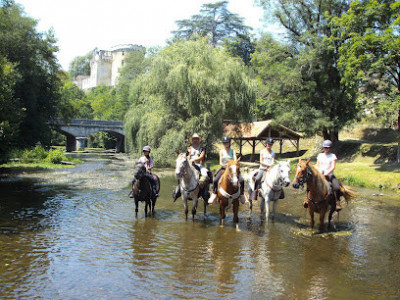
74, 44, 145, 91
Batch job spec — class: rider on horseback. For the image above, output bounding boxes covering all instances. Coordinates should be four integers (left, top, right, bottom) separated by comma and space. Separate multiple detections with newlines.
314, 139, 342, 211
208, 136, 246, 205
172, 134, 211, 201
250, 138, 280, 201
130, 145, 159, 199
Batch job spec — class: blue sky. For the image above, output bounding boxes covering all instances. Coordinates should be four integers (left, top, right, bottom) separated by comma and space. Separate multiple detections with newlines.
16, 0, 282, 70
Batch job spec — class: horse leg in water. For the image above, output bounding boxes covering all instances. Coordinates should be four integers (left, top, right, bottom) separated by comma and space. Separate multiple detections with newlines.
232, 200, 239, 224
144, 200, 149, 217
271, 200, 279, 221
328, 206, 335, 230
183, 196, 189, 221
150, 198, 155, 216
219, 200, 227, 226
135, 199, 139, 217
309, 205, 315, 230
203, 199, 207, 218
192, 197, 198, 221
319, 207, 327, 232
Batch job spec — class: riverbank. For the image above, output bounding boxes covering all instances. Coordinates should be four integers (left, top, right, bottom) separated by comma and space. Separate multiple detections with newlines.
208, 122, 400, 193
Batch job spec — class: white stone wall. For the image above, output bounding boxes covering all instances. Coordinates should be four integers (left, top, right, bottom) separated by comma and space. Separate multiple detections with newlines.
76, 44, 145, 91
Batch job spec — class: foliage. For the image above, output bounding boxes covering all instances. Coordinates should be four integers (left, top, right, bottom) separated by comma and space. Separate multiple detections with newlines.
124, 39, 256, 166
255, 0, 359, 141
333, 0, 400, 162
0, 54, 20, 159
45, 148, 65, 164
171, 1, 253, 63
68, 51, 92, 78
0, 1, 62, 156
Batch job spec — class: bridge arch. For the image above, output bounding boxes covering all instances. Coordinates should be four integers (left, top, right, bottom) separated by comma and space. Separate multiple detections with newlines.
50, 119, 125, 152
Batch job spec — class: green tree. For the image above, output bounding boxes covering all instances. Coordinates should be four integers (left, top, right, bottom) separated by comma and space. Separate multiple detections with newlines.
172, 1, 252, 62
0, 55, 20, 158
86, 85, 117, 120
256, 0, 358, 141
115, 47, 149, 119
68, 51, 92, 78
125, 39, 256, 166
335, 0, 400, 162
0, 0, 61, 151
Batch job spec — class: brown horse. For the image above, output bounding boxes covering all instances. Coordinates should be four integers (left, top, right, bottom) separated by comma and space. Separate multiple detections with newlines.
217, 158, 241, 228
292, 158, 356, 232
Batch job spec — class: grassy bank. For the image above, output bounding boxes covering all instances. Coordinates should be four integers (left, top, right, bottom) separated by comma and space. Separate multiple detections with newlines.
0, 146, 82, 171
207, 122, 400, 193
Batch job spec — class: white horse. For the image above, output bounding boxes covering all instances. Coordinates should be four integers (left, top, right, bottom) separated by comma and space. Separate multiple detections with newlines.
247, 160, 291, 221
175, 152, 207, 221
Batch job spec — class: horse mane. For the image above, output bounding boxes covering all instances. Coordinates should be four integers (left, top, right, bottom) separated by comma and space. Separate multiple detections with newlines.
133, 161, 146, 178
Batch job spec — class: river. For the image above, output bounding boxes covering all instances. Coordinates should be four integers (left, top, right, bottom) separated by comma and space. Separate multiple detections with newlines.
0, 152, 399, 299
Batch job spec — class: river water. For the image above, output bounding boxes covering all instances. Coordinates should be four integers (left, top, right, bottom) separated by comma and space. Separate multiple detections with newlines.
0, 152, 399, 299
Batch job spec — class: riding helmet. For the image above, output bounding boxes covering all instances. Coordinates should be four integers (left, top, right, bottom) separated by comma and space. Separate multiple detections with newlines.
322, 140, 333, 148
221, 136, 231, 143
266, 138, 274, 145
142, 145, 151, 152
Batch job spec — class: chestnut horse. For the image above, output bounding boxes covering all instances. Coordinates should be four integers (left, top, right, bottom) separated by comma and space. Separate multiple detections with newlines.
217, 158, 241, 227
292, 158, 356, 232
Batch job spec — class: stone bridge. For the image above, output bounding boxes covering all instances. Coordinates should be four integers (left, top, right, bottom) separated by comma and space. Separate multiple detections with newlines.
50, 119, 125, 152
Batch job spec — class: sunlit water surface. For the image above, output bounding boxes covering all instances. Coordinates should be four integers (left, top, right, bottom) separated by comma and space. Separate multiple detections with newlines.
1, 153, 399, 299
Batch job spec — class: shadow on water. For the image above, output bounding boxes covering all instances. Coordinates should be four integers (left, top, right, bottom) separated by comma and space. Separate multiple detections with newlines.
1, 152, 400, 299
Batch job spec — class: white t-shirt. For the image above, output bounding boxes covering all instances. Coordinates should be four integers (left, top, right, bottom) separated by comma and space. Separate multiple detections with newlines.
317, 153, 337, 176
260, 149, 275, 170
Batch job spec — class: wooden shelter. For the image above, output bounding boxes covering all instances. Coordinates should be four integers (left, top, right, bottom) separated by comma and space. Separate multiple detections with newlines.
223, 120, 302, 161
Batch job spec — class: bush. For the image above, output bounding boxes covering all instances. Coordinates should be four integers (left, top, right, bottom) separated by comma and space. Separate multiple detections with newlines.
21, 145, 48, 163
45, 148, 65, 164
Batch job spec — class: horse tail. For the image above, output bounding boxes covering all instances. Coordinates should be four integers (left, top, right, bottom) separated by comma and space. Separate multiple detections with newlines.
341, 185, 358, 204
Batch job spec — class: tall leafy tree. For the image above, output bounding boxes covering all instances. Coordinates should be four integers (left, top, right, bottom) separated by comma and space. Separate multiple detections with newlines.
0, 0, 61, 150
256, 0, 358, 141
125, 39, 256, 165
171, 1, 254, 63
335, 0, 400, 162
0, 55, 20, 158
68, 51, 92, 78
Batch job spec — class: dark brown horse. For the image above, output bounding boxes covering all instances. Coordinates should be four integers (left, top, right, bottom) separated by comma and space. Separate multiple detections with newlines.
217, 158, 241, 228
292, 159, 356, 232
131, 161, 159, 217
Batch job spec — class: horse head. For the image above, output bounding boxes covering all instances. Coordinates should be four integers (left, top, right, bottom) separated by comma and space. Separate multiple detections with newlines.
277, 160, 291, 187
292, 158, 311, 189
175, 152, 189, 179
133, 161, 146, 180
225, 158, 240, 188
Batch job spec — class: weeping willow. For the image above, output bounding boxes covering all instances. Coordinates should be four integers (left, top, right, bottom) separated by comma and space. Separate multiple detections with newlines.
124, 38, 256, 166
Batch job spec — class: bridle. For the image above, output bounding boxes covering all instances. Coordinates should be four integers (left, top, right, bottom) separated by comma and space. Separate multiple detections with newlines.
294, 164, 312, 188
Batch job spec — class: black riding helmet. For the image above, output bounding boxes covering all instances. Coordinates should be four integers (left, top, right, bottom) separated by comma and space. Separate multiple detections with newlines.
266, 138, 274, 145
221, 136, 231, 143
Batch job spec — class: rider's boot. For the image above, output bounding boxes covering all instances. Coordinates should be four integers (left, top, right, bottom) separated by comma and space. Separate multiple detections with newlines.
279, 189, 285, 199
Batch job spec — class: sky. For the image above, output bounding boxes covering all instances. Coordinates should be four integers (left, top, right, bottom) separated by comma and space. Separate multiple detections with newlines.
15, 0, 280, 71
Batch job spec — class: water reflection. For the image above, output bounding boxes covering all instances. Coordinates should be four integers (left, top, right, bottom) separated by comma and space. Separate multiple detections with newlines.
1, 153, 400, 299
